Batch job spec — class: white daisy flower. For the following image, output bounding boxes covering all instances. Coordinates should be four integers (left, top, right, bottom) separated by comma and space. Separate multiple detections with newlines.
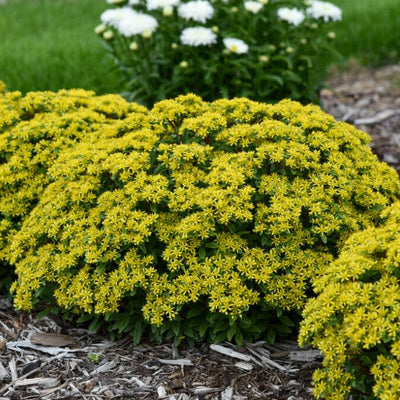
117, 13, 159, 37
223, 38, 249, 54
147, 0, 180, 11
100, 7, 137, 28
128, 0, 140, 4
277, 7, 305, 26
178, 1, 214, 23
306, 0, 342, 22
180, 27, 217, 46
244, 1, 263, 14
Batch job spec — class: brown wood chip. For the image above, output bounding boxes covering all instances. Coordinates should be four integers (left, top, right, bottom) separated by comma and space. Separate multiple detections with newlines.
30, 332, 79, 348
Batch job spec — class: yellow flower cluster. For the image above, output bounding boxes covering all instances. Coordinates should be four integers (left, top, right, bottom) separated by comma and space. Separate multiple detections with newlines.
300, 202, 400, 399
0, 88, 146, 263
2, 91, 400, 333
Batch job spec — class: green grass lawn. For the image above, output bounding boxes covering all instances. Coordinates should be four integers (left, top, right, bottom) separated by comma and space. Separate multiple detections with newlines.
0, 0, 399, 95
0, 0, 121, 94
331, 0, 400, 65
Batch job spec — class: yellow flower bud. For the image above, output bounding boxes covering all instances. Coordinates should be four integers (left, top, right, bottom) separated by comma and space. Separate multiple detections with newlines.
180, 61, 189, 68
231, 6, 238, 12
142, 30, 153, 39
103, 30, 114, 41
300, 38, 307, 45
212, 26, 219, 33
129, 42, 138, 51
327, 31, 336, 40
171, 43, 178, 50
163, 6, 173, 16
94, 24, 107, 35
286, 47, 293, 54
259, 55, 269, 63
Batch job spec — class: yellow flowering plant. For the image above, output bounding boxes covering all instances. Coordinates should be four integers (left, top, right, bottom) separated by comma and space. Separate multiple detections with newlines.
96, 0, 342, 107
0, 86, 146, 293
299, 202, 400, 400
3, 91, 400, 345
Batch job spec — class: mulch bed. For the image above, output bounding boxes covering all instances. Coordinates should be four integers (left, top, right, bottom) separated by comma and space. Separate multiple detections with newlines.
1, 63, 399, 400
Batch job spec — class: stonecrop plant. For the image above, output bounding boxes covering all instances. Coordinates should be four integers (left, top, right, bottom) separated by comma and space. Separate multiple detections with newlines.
0, 86, 146, 292
96, 0, 342, 107
299, 202, 400, 400
5, 91, 400, 344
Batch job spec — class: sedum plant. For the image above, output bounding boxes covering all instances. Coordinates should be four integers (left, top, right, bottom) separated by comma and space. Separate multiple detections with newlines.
5, 91, 400, 344
0, 87, 146, 292
96, 0, 342, 107
299, 202, 400, 400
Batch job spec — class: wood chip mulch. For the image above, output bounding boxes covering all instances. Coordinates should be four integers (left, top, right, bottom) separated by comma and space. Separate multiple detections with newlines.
0, 297, 318, 400
321, 63, 400, 175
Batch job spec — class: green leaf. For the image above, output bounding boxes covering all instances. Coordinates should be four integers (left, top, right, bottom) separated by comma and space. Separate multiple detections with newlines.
321, 233, 328, 244
89, 318, 104, 333
215, 331, 227, 343
234, 328, 243, 347
278, 314, 295, 327
198, 247, 206, 260
238, 315, 252, 329
187, 305, 205, 319
198, 320, 208, 338
227, 324, 237, 342
77, 313, 94, 323
172, 320, 181, 337
37, 307, 54, 319
132, 319, 145, 345
118, 313, 132, 333
174, 335, 182, 347
266, 328, 275, 344
88, 353, 100, 363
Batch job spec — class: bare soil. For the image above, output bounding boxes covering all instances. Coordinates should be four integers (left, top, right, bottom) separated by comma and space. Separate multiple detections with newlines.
1, 63, 399, 400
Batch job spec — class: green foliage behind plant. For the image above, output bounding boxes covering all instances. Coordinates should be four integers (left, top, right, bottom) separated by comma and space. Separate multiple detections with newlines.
96, 0, 342, 107
300, 202, 400, 399
2, 89, 400, 344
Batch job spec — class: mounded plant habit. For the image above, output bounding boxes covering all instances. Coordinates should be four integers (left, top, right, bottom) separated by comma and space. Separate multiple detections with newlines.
6, 93, 400, 344
0, 86, 147, 292
299, 202, 400, 400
